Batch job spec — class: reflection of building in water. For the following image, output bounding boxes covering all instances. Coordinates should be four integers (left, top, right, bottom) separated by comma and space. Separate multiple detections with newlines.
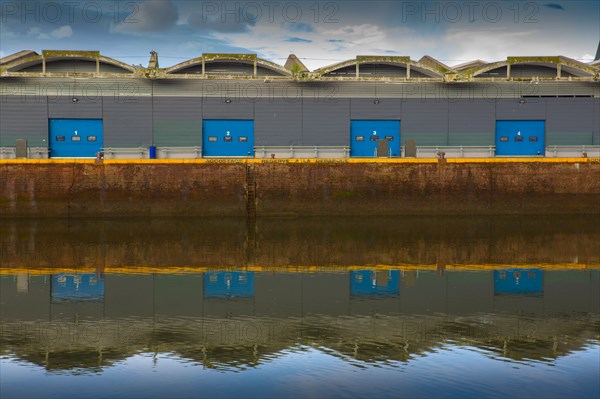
494, 269, 543, 296
204, 272, 254, 298
51, 273, 104, 302
1, 269, 598, 373
350, 270, 400, 297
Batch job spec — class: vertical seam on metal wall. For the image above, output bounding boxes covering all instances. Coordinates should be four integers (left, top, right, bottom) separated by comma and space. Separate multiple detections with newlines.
151, 80, 154, 147
544, 97, 547, 143
45, 95, 49, 142
446, 98, 449, 146
101, 95, 104, 149
301, 83, 304, 146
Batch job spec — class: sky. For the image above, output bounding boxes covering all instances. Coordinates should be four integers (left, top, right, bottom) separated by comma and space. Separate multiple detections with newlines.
1, 0, 599, 70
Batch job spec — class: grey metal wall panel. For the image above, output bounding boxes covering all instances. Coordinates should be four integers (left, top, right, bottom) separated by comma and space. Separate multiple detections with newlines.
202, 97, 254, 119
324, 66, 355, 77
0, 95, 48, 146
475, 66, 507, 78
172, 65, 203, 75
350, 98, 401, 120
2, 77, 597, 99
302, 99, 350, 146
19, 60, 99, 73
0, 77, 154, 97
255, 99, 302, 146
402, 100, 449, 146
102, 97, 152, 147
594, 99, 600, 145
358, 64, 407, 78
256, 66, 286, 77
153, 97, 203, 147
205, 62, 253, 75
98, 63, 132, 74
546, 98, 594, 145
496, 98, 546, 120
48, 96, 102, 119
510, 65, 557, 78
448, 99, 495, 145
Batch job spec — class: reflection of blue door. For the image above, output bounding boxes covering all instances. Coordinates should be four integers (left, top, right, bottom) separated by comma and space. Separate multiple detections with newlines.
496, 121, 545, 156
494, 269, 543, 295
51, 274, 104, 302
350, 120, 400, 157
350, 270, 400, 297
202, 120, 254, 157
203, 272, 254, 298
49, 119, 103, 157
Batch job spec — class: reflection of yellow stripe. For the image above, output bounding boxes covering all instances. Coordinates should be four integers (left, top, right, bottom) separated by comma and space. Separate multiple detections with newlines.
0, 158, 593, 165
1, 263, 597, 275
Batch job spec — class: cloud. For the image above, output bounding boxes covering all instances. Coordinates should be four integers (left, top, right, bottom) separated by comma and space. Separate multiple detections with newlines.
545, 3, 566, 11
580, 54, 595, 62
281, 22, 315, 33
322, 24, 386, 46
51, 26, 73, 39
113, 0, 178, 33
26, 25, 73, 40
211, 22, 437, 70
285, 37, 312, 43
188, 14, 254, 33
442, 27, 592, 65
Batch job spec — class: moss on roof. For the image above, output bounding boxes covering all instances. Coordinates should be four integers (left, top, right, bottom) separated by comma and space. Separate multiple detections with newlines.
42, 50, 100, 58
203, 53, 257, 62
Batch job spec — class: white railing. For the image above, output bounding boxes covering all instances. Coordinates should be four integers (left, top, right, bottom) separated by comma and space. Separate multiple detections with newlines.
415, 146, 496, 158
0, 147, 49, 159
0, 147, 16, 159
102, 147, 148, 159
254, 146, 350, 159
546, 145, 600, 158
158, 146, 202, 159
29, 147, 50, 159
2, 145, 599, 160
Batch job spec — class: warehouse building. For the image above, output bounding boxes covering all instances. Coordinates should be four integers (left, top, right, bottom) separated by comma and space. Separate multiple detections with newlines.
0, 50, 598, 159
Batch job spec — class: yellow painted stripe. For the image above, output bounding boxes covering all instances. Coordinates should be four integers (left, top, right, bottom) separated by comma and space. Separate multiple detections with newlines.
0, 159, 96, 164
1, 263, 597, 275
0, 157, 595, 165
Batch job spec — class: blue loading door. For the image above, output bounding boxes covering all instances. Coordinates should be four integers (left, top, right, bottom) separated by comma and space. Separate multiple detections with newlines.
350, 120, 400, 157
350, 270, 400, 297
202, 120, 254, 157
51, 273, 105, 302
495, 120, 545, 156
203, 272, 254, 298
49, 119, 103, 158
494, 269, 543, 296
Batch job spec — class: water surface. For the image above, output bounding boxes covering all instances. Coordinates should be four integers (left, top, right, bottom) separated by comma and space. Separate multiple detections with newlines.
1, 216, 599, 398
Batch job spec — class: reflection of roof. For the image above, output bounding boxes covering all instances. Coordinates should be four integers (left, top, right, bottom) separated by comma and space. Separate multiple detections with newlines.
2, 314, 596, 373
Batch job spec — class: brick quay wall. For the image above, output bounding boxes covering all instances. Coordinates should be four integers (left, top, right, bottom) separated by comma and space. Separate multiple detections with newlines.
1, 159, 599, 217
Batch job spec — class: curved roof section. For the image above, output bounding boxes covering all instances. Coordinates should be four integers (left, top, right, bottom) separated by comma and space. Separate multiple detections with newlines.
1, 50, 137, 75
315, 56, 447, 79
468, 56, 597, 79
164, 54, 291, 77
